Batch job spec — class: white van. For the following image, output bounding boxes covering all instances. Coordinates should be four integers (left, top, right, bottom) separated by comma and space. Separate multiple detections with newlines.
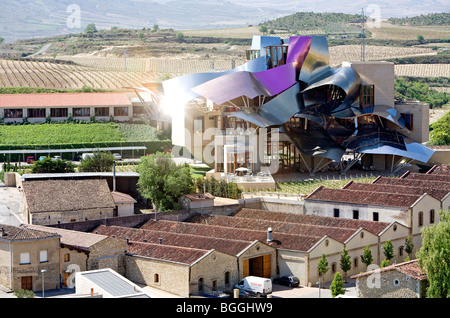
234, 276, 272, 297
81, 153, 95, 161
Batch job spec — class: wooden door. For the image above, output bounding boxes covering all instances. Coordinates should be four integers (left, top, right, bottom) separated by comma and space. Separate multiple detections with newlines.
21, 276, 32, 290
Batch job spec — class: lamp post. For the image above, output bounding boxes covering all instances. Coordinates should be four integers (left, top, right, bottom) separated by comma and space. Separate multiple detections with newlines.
41, 269, 47, 298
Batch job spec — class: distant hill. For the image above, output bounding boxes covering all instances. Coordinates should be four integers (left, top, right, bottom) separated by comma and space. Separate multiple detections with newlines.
259, 12, 363, 34
388, 12, 450, 26
0, 0, 291, 43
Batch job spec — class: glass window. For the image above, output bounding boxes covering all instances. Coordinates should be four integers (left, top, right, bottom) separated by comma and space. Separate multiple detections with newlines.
40, 250, 48, 263
20, 252, 31, 265
73, 107, 90, 117
95, 107, 109, 117
4, 108, 23, 118
51, 108, 68, 118
114, 107, 128, 117
27, 108, 46, 118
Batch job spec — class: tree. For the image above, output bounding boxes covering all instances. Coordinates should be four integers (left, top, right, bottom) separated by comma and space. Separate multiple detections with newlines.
31, 157, 75, 173
360, 246, 373, 269
404, 236, 414, 261
137, 152, 193, 212
152, 24, 159, 32
382, 240, 394, 265
417, 210, 450, 298
340, 247, 351, 282
330, 272, 345, 298
78, 152, 114, 172
317, 253, 329, 287
259, 25, 268, 35
175, 32, 185, 42
0, 37, 4, 44
85, 23, 97, 34
417, 34, 425, 43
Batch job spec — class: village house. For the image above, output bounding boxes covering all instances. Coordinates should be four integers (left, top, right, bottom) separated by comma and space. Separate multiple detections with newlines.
21, 179, 117, 225
0, 224, 60, 292
351, 259, 427, 298
22, 224, 128, 287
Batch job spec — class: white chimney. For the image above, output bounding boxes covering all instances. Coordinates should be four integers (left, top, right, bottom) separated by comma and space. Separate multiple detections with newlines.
267, 227, 273, 242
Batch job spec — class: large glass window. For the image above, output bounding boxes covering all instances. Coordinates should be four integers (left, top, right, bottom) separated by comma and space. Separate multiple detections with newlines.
114, 107, 128, 117
51, 108, 68, 118
4, 108, 23, 118
27, 108, 46, 118
73, 107, 90, 117
95, 107, 109, 117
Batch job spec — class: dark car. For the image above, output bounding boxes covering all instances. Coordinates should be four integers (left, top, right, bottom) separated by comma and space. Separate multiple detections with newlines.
273, 276, 300, 287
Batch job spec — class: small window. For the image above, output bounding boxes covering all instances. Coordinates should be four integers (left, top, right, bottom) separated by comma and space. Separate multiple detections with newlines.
334, 208, 340, 218
20, 252, 31, 265
400, 113, 414, 130
331, 263, 337, 273
353, 210, 359, 220
225, 272, 230, 287
418, 211, 424, 227
154, 274, 159, 283
64, 253, 70, 262
399, 246, 404, 257
393, 279, 400, 287
430, 209, 435, 224
40, 250, 48, 263
373, 212, 379, 222
354, 257, 359, 268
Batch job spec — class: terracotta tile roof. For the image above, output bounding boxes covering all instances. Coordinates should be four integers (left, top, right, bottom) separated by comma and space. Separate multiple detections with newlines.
183, 193, 215, 201
351, 259, 427, 281
235, 208, 390, 235
111, 191, 137, 204
93, 225, 253, 256
306, 187, 422, 208
197, 214, 355, 243
0, 92, 132, 108
0, 224, 60, 241
401, 171, 450, 183
24, 224, 108, 251
426, 164, 450, 175
22, 179, 116, 213
126, 241, 211, 265
372, 176, 450, 191
343, 181, 449, 200
140, 219, 325, 252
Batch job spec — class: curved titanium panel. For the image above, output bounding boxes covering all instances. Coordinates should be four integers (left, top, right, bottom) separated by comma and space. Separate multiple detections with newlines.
299, 36, 330, 84
358, 137, 434, 163
162, 56, 268, 104
230, 83, 302, 127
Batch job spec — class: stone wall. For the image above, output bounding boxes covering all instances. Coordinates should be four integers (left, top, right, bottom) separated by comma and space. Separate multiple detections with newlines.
356, 270, 425, 298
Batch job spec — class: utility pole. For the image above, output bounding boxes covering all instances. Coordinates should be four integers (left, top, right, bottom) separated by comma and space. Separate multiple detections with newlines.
361, 8, 366, 61
123, 49, 127, 71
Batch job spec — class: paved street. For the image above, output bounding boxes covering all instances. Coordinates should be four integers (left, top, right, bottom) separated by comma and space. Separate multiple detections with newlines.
0, 182, 26, 226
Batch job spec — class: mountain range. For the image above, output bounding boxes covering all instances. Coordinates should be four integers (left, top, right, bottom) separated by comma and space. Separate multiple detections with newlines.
0, 0, 448, 43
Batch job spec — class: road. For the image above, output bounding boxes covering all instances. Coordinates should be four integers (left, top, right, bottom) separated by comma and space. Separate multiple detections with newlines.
0, 182, 26, 226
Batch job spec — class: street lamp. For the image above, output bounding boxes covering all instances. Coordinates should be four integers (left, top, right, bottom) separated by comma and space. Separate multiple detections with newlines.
41, 269, 46, 298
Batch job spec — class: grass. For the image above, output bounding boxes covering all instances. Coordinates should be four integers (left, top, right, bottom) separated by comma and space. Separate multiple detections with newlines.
0, 122, 162, 146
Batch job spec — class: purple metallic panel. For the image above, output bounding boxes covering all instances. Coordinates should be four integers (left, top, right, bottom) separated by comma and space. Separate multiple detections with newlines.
286, 36, 312, 69
192, 63, 298, 105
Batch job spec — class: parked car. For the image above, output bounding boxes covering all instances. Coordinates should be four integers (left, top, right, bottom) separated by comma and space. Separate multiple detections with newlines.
52, 156, 62, 160
81, 153, 95, 161
38, 156, 47, 161
26, 156, 35, 164
273, 276, 300, 287
113, 153, 122, 160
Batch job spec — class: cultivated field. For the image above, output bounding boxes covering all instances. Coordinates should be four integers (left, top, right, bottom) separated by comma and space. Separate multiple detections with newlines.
367, 22, 450, 41
394, 64, 450, 78
0, 59, 157, 90
328, 44, 435, 66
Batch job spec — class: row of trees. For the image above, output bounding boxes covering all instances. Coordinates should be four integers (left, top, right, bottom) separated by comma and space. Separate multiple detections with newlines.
319, 238, 414, 297
394, 77, 450, 108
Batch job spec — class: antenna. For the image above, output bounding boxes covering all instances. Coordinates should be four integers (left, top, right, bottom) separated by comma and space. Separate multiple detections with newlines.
361, 8, 365, 61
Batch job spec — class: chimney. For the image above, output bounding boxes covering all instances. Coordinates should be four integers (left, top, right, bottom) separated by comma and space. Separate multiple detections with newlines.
267, 227, 273, 242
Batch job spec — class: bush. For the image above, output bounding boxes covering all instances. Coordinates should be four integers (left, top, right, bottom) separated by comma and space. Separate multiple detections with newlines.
330, 272, 345, 298
78, 151, 114, 172
31, 157, 75, 173
14, 289, 35, 298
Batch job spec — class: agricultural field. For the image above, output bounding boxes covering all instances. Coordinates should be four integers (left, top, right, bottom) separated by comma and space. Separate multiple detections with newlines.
0, 122, 162, 146
367, 22, 450, 41
0, 59, 156, 90
328, 44, 435, 67
394, 64, 450, 78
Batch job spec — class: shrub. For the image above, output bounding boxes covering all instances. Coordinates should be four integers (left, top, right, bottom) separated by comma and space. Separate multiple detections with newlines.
14, 289, 35, 298
330, 272, 345, 298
